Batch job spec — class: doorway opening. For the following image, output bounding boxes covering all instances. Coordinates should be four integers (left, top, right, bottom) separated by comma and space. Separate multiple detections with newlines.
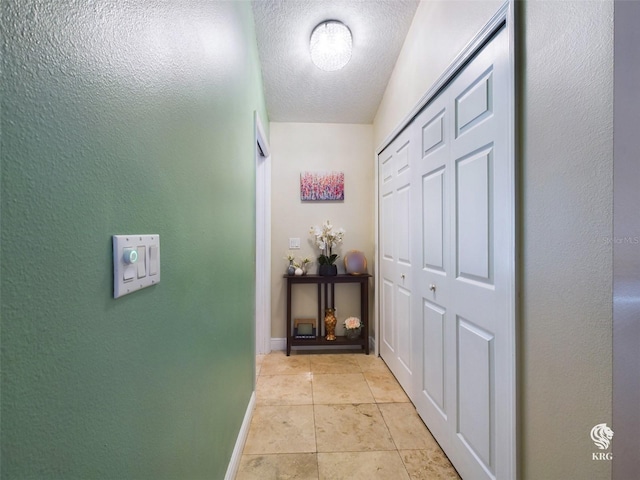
255, 112, 271, 356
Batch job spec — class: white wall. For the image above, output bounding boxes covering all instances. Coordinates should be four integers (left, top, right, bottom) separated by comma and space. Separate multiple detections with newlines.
373, 0, 503, 148
373, 1, 613, 479
270, 123, 374, 341
520, 2, 613, 478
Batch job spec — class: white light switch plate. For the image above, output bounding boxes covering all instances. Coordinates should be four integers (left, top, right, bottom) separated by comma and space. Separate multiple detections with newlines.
113, 234, 160, 298
289, 237, 301, 249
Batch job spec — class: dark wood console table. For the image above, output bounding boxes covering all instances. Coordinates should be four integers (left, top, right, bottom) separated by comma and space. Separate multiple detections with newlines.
285, 274, 371, 356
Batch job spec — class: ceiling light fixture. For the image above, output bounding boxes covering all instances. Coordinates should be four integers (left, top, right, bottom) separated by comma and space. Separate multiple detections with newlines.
309, 20, 352, 71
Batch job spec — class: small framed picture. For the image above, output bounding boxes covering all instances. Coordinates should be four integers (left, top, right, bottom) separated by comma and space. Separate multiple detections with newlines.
294, 318, 317, 338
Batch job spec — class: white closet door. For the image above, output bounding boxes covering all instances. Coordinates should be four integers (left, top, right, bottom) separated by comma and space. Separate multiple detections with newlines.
446, 27, 513, 480
380, 23, 515, 480
378, 129, 415, 392
411, 89, 453, 450
416, 27, 513, 480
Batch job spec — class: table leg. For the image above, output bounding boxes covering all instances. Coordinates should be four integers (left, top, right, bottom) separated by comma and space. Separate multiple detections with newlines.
286, 279, 292, 356
362, 278, 369, 354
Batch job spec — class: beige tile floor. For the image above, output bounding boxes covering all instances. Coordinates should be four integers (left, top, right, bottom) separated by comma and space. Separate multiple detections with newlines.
235, 351, 461, 480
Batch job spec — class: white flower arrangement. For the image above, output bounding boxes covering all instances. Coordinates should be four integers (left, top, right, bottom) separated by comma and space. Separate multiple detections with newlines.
344, 317, 361, 330
285, 255, 312, 274
309, 220, 345, 265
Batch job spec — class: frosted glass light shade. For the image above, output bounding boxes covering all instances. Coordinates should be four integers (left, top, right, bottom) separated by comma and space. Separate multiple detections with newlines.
309, 21, 352, 71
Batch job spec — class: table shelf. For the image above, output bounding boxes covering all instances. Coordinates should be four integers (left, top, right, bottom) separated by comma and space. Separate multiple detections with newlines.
284, 274, 371, 356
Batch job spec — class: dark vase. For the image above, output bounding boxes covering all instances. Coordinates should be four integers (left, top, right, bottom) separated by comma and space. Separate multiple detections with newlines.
318, 264, 338, 276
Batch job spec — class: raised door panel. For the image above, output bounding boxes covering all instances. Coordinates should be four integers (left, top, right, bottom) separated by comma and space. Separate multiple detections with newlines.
395, 139, 411, 176
381, 152, 394, 187
455, 68, 493, 138
422, 300, 446, 414
381, 192, 394, 262
382, 278, 395, 353
422, 110, 446, 156
457, 317, 495, 475
395, 139, 413, 269
455, 147, 493, 284
422, 168, 446, 272
396, 185, 412, 265
396, 285, 412, 371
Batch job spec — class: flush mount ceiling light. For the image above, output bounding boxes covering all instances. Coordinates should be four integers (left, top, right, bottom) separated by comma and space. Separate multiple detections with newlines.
309, 20, 352, 71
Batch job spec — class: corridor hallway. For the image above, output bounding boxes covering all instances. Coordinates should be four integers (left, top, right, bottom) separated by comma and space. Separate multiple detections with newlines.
235, 352, 460, 479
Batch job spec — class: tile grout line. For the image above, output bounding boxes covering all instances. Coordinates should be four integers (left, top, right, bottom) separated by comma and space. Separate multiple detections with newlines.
310, 364, 320, 479
361, 354, 411, 480
376, 401, 414, 479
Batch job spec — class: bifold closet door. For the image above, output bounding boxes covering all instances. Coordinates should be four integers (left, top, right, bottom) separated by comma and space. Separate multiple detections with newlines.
410, 88, 452, 449
379, 23, 514, 480
415, 26, 513, 480
378, 129, 415, 393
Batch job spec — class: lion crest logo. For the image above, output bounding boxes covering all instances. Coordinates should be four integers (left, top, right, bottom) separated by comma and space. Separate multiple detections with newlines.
590, 423, 614, 450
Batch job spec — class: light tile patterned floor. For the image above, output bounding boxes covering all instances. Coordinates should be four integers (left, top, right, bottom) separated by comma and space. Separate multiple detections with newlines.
236, 351, 460, 480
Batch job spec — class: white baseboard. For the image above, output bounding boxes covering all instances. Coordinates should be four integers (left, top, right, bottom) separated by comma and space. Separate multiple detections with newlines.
271, 337, 286, 351
224, 391, 256, 480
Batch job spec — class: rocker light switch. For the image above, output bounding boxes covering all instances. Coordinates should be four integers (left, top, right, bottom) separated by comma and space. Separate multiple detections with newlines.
148, 245, 159, 275
136, 246, 146, 279
123, 266, 136, 281
113, 235, 160, 298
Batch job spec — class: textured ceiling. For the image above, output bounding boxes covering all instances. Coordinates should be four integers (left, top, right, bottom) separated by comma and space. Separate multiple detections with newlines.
251, 0, 419, 124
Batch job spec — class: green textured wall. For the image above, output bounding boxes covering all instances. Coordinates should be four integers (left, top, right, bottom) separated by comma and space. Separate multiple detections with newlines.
1, 1, 268, 478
